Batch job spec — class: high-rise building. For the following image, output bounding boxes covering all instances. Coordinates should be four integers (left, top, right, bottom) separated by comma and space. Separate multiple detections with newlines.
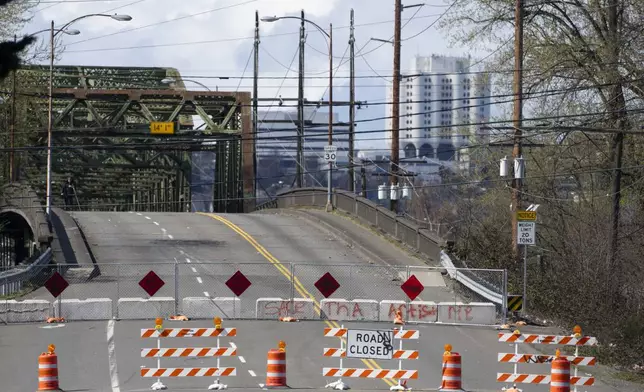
255, 108, 350, 189
386, 55, 492, 171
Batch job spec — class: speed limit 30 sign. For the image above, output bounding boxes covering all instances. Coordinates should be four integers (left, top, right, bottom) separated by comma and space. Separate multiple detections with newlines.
324, 145, 337, 162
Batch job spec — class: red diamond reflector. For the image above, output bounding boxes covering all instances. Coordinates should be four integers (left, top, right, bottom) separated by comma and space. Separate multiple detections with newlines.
139, 271, 165, 297
44, 272, 69, 298
226, 270, 252, 297
401, 274, 424, 301
314, 272, 340, 298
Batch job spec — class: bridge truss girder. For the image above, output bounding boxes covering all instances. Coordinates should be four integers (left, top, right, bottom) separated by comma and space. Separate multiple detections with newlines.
22, 87, 254, 212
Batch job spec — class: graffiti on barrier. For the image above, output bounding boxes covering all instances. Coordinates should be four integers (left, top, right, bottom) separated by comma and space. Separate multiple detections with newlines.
387, 303, 437, 321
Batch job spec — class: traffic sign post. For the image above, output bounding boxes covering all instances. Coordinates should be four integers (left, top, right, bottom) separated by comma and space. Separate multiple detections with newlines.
324, 145, 338, 162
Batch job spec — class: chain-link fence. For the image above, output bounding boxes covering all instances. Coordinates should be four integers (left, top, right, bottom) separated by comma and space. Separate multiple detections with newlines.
0, 261, 507, 325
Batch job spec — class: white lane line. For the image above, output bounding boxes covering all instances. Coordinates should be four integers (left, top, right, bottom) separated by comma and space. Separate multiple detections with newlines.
129, 211, 133, 214
190, 267, 197, 273
161, 228, 167, 233
239, 356, 246, 363
136, 212, 142, 216
153, 221, 159, 226
145, 216, 151, 220
107, 320, 121, 392
196, 277, 203, 284
230, 342, 237, 349
179, 250, 185, 255
248, 370, 256, 377
203, 291, 210, 297
168, 234, 174, 239
185, 258, 191, 263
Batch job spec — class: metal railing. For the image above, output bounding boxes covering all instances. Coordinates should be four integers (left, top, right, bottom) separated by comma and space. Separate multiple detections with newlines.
255, 187, 450, 264
0, 261, 507, 325
256, 187, 504, 312
0, 248, 53, 297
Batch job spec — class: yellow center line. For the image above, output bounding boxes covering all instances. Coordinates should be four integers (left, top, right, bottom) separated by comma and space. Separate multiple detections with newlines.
200, 213, 398, 387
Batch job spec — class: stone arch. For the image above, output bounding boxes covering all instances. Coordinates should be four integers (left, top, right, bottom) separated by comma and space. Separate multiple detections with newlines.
0, 182, 52, 246
418, 143, 434, 159
403, 143, 416, 159
0, 210, 36, 264
437, 143, 455, 161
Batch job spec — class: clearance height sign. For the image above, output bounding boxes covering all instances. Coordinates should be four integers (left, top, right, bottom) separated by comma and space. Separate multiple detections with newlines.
346, 329, 394, 360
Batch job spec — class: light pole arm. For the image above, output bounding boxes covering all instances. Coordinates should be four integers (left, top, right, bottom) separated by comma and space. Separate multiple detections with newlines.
58, 13, 118, 33
267, 15, 330, 38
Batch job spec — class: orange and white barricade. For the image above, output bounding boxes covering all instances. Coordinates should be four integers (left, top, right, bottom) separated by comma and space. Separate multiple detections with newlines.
497, 326, 596, 391
141, 317, 237, 390
322, 325, 419, 391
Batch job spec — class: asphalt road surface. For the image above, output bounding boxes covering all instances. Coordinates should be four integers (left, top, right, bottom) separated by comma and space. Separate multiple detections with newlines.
2, 209, 639, 391
31, 210, 459, 317
0, 319, 633, 392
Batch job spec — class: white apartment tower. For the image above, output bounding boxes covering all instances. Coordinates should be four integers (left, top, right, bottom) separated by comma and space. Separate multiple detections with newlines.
386, 55, 492, 170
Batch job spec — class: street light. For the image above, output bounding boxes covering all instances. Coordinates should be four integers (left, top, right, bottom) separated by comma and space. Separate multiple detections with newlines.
43, 14, 132, 216
261, 15, 335, 211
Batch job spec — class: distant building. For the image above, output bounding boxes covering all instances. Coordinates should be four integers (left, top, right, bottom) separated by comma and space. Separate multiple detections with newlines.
255, 108, 350, 189
386, 55, 492, 171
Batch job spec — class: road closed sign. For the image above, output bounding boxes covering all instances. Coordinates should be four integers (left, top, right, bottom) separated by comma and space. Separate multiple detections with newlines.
346, 329, 393, 360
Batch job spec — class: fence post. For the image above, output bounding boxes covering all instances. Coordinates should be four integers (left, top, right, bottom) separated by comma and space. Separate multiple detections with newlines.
290, 263, 295, 317
502, 269, 508, 325
57, 264, 62, 318
174, 260, 179, 315
115, 264, 120, 319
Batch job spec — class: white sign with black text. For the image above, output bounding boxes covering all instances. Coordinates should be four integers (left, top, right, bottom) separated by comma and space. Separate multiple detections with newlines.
517, 221, 536, 245
324, 145, 338, 162
346, 329, 393, 360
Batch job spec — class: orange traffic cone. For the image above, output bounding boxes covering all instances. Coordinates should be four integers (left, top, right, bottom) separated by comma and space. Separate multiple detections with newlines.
38, 345, 61, 391
394, 309, 404, 325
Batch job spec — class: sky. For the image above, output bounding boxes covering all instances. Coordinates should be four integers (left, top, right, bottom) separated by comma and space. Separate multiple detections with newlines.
21, 0, 493, 152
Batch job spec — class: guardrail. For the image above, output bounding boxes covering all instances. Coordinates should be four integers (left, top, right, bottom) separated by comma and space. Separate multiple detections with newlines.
0, 248, 53, 296
440, 251, 505, 306
256, 187, 506, 311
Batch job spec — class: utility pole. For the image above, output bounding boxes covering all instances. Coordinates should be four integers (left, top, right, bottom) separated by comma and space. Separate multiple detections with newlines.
361, 166, 367, 197
296, 10, 305, 188
389, 0, 402, 213
253, 11, 260, 197
9, 35, 17, 183
348, 9, 356, 193
510, 0, 524, 259
325, 23, 334, 212
607, 0, 626, 268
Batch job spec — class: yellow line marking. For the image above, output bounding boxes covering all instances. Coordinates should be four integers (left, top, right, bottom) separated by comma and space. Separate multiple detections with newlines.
200, 213, 398, 387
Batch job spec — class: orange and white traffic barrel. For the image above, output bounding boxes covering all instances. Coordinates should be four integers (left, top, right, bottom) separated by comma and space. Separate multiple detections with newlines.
265, 341, 288, 388
38, 344, 61, 391
440, 344, 463, 391
550, 356, 571, 392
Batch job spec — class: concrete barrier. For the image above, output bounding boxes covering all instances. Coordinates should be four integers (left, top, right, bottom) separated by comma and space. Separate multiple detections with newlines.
379, 300, 438, 323
320, 299, 379, 321
255, 298, 317, 320
182, 297, 240, 319
1, 299, 52, 323
117, 297, 175, 320
437, 302, 496, 325
54, 298, 112, 321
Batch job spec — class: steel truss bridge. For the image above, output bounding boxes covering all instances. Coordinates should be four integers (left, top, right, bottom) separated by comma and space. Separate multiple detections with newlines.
10, 65, 254, 213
